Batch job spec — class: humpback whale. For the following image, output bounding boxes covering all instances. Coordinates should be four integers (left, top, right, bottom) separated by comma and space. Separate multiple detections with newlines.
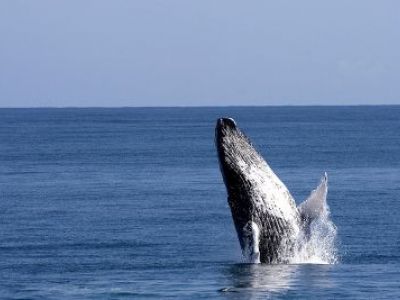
215, 118, 330, 264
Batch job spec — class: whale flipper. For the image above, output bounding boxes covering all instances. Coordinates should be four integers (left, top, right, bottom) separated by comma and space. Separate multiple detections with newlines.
298, 173, 328, 222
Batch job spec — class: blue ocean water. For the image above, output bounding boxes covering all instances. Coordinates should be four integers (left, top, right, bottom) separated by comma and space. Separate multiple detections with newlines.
0, 106, 399, 299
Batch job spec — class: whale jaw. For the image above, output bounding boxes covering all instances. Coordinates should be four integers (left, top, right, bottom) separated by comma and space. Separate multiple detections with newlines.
215, 118, 301, 263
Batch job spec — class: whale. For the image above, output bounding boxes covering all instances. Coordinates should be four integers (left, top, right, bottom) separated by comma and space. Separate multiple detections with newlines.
215, 118, 329, 263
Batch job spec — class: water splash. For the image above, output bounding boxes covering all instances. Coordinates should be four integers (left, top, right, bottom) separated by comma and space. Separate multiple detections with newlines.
290, 212, 338, 264
289, 173, 338, 264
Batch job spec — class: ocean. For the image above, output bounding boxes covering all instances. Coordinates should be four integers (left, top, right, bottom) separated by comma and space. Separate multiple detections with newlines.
0, 106, 399, 299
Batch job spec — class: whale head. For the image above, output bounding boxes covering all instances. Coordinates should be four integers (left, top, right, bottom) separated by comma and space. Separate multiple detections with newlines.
215, 117, 264, 229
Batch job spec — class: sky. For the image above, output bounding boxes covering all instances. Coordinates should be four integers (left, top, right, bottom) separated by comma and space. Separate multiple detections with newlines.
0, 1, 399, 107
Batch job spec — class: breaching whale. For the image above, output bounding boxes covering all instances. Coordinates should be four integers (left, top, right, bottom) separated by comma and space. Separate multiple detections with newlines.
215, 118, 329, 264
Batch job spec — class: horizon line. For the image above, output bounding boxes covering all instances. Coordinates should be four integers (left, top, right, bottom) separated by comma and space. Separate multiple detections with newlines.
0, 104, 400, 109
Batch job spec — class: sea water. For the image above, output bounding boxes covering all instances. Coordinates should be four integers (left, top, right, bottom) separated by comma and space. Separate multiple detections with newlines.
0, 106, 399, 299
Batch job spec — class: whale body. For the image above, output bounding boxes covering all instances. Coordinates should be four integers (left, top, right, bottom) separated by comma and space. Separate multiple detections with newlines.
215, 118, 329, 263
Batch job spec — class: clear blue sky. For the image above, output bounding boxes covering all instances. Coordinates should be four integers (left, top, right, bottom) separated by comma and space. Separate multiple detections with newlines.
0, 1, 399, 107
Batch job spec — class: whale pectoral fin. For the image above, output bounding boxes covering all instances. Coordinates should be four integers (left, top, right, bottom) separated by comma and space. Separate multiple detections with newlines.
298, 172, 328, 221
241, 221, 261, 263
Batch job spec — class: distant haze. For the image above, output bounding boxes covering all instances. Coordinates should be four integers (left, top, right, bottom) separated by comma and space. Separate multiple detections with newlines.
0, 1, 399, 107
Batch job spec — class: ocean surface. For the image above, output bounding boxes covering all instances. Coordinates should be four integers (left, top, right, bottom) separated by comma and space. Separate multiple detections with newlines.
0, 106, 399, 299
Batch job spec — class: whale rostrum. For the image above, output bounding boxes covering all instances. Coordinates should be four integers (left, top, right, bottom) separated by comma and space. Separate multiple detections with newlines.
215, 118, 329, 263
